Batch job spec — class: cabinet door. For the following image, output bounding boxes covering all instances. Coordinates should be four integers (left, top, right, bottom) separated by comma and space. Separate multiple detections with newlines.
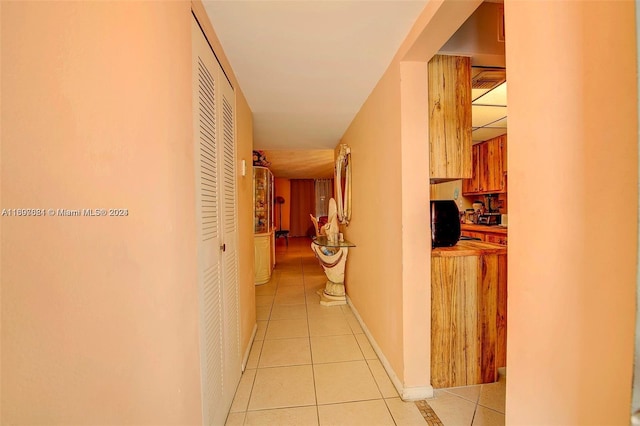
485, 234, 507, 245
462, 144, 480, 194
482, 137, 505, 193
501, 135, 507, 173
461, 231, 485, 241
467, 136, 506, 194
254, 235, 271, 284
429, 55, 472, 180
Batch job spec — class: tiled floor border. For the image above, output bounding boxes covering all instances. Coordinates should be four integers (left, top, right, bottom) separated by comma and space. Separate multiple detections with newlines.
415, 400, 445, 426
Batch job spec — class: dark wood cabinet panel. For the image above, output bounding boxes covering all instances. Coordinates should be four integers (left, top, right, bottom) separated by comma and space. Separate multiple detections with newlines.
485, 233, 507, 246
463, 135, 507, 195
462, 144, 480, 193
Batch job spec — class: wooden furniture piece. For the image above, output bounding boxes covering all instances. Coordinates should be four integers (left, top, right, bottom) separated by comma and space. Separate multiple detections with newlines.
431, 240, 507, 388
429, 54, 472, 182
254, 166, 274, 284
460, 223, 508, 246
463, 135, 507, 195
311, 236, 355, 306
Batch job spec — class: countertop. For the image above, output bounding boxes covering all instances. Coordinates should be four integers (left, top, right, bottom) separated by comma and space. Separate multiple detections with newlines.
460, 223, 508, 235
432, 240, 507, 257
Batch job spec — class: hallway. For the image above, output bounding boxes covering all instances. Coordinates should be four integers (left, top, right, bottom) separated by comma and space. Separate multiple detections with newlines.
225, 237, 505, 426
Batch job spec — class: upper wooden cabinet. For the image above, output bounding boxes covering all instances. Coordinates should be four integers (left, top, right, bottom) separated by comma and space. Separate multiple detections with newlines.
463, 134, 507, 195
429, 55, 472, 181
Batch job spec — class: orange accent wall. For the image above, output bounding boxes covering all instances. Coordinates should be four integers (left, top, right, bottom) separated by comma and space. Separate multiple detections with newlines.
274, 178, 291, 232
504, 1, 637, 424
1, 1, 255, 423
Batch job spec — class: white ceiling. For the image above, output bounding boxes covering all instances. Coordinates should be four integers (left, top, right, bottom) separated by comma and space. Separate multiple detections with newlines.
472, 76, 507, 143
202, 1, 428, 151
202, 1, 506, 177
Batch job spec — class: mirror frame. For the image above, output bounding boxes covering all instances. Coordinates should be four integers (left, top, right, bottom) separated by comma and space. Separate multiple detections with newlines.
335, 144, 351, 225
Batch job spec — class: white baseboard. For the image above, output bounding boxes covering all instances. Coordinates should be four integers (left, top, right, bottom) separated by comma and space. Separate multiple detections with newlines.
401, 385, 434, 401
346, 296, 434, 401
241, 322, 258, 372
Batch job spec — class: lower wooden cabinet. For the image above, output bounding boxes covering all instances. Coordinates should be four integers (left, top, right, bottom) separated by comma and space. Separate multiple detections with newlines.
461, 225, 507, 246
460, 230, 486, 241
431, 246, 507, 388
485, 233, 508, 246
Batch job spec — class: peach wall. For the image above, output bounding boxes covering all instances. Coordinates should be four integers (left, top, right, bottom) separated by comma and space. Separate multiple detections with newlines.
399, 62, 431, 390
341, 62, 405, 375
1, 2, 4, 420
2, 1, 254, 423
235, 92, 256, 356
341, 0, 481, 395
504, 1, 637, 424
274, 177, 291, 232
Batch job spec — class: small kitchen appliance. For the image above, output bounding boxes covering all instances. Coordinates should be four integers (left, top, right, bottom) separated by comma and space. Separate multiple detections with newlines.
430, 200, 461, 248
477, 212, 501, 225
477, 194, 501, 225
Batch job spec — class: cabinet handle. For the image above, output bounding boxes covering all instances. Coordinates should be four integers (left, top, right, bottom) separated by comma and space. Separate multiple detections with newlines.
220, 243, 226, 252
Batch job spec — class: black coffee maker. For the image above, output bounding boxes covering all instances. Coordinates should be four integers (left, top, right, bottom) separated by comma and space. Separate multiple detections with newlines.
430, 200, 461, 248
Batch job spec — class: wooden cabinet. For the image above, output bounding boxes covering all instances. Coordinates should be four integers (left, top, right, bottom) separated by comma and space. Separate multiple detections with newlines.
461, 230, 485, 241
463, 135, 507, 195
461, 224, 507, 246
431, 241, 507, 388
485, 233, 508, 246
429, 55, 472, 181
254, 166, 275, 284
462, 144, 481, 192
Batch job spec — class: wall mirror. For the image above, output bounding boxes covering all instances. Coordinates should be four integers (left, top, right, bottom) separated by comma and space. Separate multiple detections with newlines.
335, 144, 351, 225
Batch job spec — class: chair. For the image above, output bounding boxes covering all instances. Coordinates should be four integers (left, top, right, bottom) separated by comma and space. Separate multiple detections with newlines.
309, 214, 325, 237
318, 216, 328, 230
275, 229, 289, 246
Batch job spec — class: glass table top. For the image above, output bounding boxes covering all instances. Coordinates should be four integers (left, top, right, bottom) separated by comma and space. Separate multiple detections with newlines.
312, 236, 355, 248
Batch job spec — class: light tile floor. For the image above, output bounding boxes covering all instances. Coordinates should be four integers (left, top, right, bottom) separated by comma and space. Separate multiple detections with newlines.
427, 375, 506, 426
226, 237, 505, 426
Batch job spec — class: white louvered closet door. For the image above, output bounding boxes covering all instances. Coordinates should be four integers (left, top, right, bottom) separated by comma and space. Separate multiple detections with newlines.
192, 17, 240, 426
219, 69, 241, 401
